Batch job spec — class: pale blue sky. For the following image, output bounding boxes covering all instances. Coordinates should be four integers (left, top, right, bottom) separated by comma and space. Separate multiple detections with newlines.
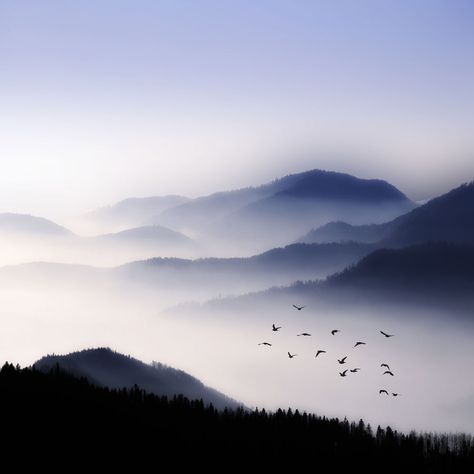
1, 1, 473, 217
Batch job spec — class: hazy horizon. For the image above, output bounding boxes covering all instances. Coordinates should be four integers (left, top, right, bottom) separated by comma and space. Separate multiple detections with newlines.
0, 162, 468, 223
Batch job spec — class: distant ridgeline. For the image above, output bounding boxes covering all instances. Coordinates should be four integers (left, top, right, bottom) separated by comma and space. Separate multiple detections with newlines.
0, 362, 473, 471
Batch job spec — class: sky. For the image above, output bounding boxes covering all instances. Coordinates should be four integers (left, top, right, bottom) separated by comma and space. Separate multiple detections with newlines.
1, 0, 473, 219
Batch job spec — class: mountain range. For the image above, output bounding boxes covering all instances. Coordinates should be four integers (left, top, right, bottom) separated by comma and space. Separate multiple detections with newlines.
80, 195, 190, 232
3, 170, 474, 314
0, 214, 197, 265
202, 242, 474, 315
155, 169, 415, 250
3, 178, 474, 302
300, 182, 474, 247
118, 241, 375, 291
0, 241, 374, 301
0, 168, 415, 264
71, 169, 416, 254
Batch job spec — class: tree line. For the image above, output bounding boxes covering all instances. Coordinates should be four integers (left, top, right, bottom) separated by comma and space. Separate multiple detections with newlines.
0, 362, 472, 471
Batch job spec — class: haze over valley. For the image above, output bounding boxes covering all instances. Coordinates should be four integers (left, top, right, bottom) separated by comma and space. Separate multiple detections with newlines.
1, 169, 474, 435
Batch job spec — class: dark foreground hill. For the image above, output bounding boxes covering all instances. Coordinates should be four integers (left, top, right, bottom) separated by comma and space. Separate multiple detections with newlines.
1, 362, 472, 471
34, 348, 238, 410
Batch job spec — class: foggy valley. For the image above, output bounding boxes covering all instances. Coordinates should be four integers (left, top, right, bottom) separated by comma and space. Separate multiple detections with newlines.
2, 2, 474, 468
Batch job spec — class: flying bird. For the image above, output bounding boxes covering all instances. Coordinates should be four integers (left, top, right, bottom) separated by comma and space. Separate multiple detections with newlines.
288, 352, 297, 359
339, 370, 348, 377
354, 342, 366, 348
392, 393, 400, 397
315, 350, 326, 358
379, 390, 389, 395
350, 368, 361, 373
381, 363, 391, 370
380, 331, 394, 338
297, 333, 311, 337
272, 324, 281, 332
258, 342, 272, 346
338, 356, 347, 364
331, 330, 340, 335
383, 371, 394, 376
293, 305, 305, 311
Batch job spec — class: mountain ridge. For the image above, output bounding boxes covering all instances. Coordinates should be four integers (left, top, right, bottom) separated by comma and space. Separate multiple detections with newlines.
299, 182, 474, 247
155, 169, 415, 247
34, 347, 239, 410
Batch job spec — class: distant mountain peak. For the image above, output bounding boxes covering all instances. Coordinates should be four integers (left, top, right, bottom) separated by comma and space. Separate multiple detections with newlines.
99, 224, 194, 243
273, 169, 412, 202
156, 168, 415, 250
0, 213, 73, 236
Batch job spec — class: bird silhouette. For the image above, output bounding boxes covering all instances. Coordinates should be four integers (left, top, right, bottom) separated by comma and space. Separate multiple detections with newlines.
392, 393, 400, 397
339, 370, 348, 377
379, 389, 389, 395
288, 352, 297, 358
353, 342, 366, 348
293, 305, 305, 311
380, 331, 394, 338
381, 363, 391, 370
272, 324, 281, 332
338, 356, 347, 364
258, 342, 272, 346
383, 371, 394, 376
331, 329, 340, 335
297, 333, 311, 337
315, 350, 326, 358
350, 368, 361, 373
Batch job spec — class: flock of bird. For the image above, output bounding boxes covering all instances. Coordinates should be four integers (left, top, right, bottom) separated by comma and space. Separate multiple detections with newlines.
258, 304, 400, 397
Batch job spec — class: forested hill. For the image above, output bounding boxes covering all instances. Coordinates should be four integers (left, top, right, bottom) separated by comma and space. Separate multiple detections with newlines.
0, 362, 472, 471
34, 347, 238, 410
